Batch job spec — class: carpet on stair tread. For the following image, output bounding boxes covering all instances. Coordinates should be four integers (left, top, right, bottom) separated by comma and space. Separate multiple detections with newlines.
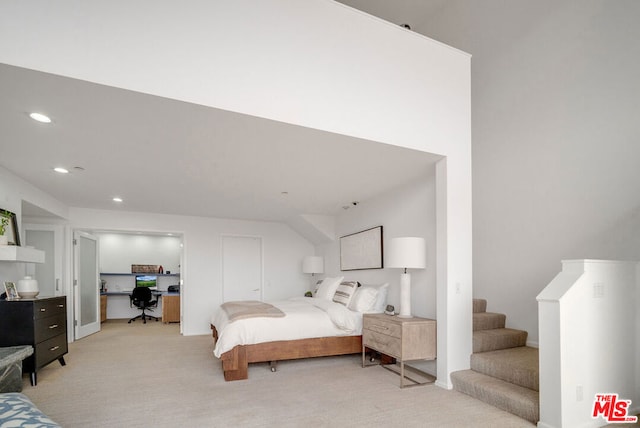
473, 328, 528, 353
451, 369, 539, 424
473, 312, 506, 331
471, 347, 539, 391
473, 299, 487, 313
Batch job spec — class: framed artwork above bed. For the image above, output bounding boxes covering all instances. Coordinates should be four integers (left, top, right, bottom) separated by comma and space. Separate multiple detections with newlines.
340, 226, 383, 271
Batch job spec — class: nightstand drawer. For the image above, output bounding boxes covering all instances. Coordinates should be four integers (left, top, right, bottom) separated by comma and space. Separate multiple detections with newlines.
363, 317, 402, 339
363, 329, 401, 358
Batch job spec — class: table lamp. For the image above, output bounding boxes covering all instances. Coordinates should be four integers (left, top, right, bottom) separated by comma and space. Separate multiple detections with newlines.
387, 237, 426, 318
302, 256, 324, 276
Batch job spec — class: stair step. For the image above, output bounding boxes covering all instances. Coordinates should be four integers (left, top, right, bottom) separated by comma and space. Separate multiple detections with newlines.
451, 369, 539, 423
473, 328, 528, 353
473, 312, 506, 331
471, 347, 539, 391
473, 298, 487, 313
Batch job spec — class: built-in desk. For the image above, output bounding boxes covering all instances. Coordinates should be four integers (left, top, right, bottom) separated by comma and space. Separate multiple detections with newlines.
100, 291, 179, 321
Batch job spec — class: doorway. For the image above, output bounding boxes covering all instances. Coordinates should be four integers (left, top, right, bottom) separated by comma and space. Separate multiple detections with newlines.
73, 231, 101, 339
222, 235, 262, 302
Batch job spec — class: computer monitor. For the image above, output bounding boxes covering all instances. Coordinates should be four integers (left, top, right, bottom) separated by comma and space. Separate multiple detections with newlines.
135, 275, 157, 288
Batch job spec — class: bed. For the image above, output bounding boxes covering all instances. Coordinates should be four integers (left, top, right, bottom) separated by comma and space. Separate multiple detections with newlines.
211, 278, 388, 381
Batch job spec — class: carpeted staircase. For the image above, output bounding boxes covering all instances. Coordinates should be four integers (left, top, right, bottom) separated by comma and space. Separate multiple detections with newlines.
451, 299, 539, 424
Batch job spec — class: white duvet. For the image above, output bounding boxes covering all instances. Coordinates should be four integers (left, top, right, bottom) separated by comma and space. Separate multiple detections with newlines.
211, 297, 363, 358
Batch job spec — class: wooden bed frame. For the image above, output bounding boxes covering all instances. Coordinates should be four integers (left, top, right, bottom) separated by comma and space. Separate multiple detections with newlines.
211, 324, 362, 381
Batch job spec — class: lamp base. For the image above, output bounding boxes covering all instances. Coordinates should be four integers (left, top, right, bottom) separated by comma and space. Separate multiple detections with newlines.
398, 273, 412, 318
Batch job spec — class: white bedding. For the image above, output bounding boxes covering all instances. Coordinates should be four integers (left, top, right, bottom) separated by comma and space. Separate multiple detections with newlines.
211, 297, 363, 358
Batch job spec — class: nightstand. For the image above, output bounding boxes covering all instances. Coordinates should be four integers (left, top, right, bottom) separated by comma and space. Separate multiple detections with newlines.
362, 313, 436, 388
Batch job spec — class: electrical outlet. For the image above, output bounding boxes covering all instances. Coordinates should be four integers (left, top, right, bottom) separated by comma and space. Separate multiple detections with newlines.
593, 282, 604, 298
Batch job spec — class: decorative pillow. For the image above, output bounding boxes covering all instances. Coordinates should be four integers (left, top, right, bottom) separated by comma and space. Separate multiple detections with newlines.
314, 276, 344, 300
332, 281, 359, 307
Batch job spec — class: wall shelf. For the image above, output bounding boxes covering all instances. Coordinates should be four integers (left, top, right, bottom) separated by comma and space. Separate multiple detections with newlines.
0, 246, 45, 263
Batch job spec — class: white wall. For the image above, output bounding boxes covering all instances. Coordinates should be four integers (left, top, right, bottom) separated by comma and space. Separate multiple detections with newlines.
96, 232, 181, 276
413, 0, 640, 345
318, 172, 436, 318
0, 0, 472, 385
69, 208, 314, 335
0, 167, 67, 293
537, 260, 638, 428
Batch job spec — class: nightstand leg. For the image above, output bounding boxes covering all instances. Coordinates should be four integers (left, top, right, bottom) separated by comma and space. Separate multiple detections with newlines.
400, 361, 405, 388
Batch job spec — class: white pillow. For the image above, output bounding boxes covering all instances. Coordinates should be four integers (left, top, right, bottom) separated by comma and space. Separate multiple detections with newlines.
314, 276, 344, 300
349, 283, 389, 313
348, 287, 378, 312
371, 283, 389, 313
332, 281, 359, 307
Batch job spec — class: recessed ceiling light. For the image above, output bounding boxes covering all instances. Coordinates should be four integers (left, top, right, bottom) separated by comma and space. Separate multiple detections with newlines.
53, 167, 69, 174
29, 112, 52, 123
112, 197, 123, 203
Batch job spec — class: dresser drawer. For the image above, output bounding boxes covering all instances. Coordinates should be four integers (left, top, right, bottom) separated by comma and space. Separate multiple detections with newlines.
363, 317, 402, 339
35, 334, 68, 368
34, 298, 66, 320
34, 313, 67, 343
363, 329, 401, 358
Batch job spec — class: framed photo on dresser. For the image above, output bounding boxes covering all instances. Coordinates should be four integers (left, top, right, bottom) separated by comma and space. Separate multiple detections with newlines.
3, 281, 18, 300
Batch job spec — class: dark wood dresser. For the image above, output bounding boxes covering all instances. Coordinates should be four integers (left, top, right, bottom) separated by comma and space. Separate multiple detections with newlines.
0, 296, 68, 385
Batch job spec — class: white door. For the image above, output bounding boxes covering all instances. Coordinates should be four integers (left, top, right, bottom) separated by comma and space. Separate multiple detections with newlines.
74, 231, 100, 339
222, 236, 262, 302
24, 224, 64, 297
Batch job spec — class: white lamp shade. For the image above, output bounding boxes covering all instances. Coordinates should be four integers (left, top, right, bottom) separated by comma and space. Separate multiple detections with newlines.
386, 237, 426, 269
302, 256, 324, 274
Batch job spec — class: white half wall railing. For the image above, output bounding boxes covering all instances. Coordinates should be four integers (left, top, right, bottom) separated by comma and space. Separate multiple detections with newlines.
537, 259, 639, 428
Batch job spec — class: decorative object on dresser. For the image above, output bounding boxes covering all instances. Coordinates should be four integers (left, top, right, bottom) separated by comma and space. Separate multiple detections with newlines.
0, 296, 68, 385
386, 237, 426, 318
362, 313, 436, 388
16, 276, 39, 298
3, 281, 18, 300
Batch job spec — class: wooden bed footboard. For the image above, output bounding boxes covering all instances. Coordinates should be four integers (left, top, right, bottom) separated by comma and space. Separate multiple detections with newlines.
211, 324, 362, 381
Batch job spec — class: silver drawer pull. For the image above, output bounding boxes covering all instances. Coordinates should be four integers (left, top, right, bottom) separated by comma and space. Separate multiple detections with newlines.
40, 308, 46, 312
57, 304, 64, 308
372, 325, 389, 330
49, 324, 59, 329
50, 346, 60, 351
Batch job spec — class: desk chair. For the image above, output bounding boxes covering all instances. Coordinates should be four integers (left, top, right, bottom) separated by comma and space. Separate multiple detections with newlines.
128, 287, 159, 324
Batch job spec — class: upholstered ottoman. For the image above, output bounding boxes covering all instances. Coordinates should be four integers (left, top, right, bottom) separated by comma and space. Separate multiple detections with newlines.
0, 346, 33, 393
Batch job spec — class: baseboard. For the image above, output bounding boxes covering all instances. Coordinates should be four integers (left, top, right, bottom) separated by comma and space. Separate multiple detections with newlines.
536, 422, 555, 428
435, 379, 452, 390
526, 340, 539, 348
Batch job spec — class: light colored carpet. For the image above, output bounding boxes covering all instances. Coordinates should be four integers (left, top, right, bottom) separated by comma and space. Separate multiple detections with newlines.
22, 320, 534, 427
